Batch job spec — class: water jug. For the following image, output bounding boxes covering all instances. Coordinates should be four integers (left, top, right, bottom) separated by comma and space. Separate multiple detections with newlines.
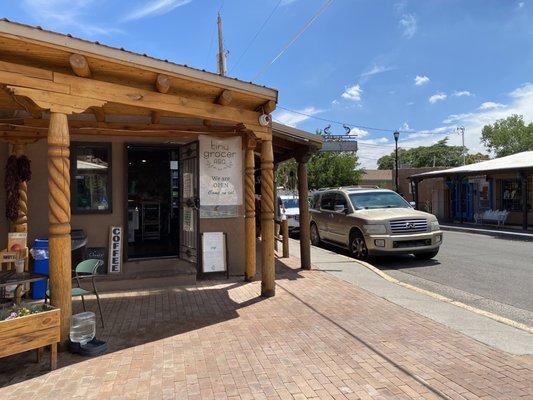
70, 312, 96, 345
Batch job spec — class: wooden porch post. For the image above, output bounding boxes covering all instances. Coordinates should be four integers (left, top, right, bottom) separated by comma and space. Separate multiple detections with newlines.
244, 134, 256, 282
47, 112, 72, 343
296, 153, 311, 270
260, 138, 275, 297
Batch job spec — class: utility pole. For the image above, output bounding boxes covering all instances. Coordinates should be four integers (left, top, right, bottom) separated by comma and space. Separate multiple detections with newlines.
217, 12, 227, 76
393, 131, 400, 192
456, 126, 465, 165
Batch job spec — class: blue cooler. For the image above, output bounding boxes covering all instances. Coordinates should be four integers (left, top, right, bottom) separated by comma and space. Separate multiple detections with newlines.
31, 238, 49, 299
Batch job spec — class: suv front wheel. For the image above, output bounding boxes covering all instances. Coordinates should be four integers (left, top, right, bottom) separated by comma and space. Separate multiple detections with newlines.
349, 230, 368, 260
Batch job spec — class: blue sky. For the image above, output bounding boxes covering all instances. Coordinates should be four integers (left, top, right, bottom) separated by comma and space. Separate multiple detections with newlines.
2, 0, 533, 167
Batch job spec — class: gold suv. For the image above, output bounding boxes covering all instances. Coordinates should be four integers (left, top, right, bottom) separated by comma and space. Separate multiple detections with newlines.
309, 187, 443, 260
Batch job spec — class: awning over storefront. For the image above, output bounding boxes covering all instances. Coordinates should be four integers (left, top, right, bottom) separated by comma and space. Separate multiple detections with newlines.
409, 151, 533, 180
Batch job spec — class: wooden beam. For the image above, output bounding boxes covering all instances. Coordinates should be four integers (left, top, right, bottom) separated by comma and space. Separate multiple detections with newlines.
155, 74, 170, 93
90, 107, 105, 122
216, 89, 233, 106
69, 54, 91, 78
0, 60, 270, 136
47, 112, 72, 343
260, 138, 275, 297
259, 100, 276, 114
0, 60, 269, 136
13, 96, 42, 119
1, 121, 241, 133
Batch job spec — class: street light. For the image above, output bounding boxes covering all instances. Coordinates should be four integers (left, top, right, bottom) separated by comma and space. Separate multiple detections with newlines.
456, 126, 466, 165
393, 130, 400, 192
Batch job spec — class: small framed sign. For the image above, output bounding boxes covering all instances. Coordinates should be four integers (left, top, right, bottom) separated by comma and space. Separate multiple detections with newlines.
108, 226, 122, 274
201, 232, 227, 275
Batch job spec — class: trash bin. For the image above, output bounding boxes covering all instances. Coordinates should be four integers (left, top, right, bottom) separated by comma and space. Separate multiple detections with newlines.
31, 238, 49, 299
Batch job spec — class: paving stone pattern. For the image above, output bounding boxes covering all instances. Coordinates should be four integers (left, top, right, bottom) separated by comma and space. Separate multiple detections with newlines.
0, 257, 532, 399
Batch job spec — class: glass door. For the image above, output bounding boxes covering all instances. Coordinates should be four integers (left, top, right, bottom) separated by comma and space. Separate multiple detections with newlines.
179, 142, 199, 265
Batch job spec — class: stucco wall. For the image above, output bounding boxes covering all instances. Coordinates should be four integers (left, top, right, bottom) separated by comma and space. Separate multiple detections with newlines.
1, 135, 246, 275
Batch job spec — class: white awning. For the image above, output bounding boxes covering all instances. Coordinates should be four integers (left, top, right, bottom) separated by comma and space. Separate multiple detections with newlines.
410, 151, 533, 180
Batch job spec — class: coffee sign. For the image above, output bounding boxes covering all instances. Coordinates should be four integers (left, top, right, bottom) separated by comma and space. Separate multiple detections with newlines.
108, 226, 122, 274
199, 135, 243, 206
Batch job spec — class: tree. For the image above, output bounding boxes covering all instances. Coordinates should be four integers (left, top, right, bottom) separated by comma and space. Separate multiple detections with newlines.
377, 138, 465, 169
465, 152, 490, 164
307, 151, 363, 189
481, 114, 533, 157
276, 131, 363, 191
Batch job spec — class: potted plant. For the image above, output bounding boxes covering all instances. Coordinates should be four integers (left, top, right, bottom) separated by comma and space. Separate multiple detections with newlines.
0, 303, 60, 370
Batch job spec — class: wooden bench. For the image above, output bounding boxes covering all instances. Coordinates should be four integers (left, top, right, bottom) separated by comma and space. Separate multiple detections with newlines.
474, 210, 509, 227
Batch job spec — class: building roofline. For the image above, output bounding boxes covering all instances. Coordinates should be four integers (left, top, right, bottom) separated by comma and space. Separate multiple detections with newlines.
0, 18, 278, 101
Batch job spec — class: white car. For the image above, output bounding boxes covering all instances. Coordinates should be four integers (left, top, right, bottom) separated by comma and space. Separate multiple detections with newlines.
279, 195, 300, 231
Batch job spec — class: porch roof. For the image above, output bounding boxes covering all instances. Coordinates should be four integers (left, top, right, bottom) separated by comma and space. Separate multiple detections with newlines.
410, 151, 533, 180
0, 18, 277, 103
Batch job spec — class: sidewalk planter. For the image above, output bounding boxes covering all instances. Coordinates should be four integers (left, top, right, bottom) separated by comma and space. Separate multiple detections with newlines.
0, 305, 59, 370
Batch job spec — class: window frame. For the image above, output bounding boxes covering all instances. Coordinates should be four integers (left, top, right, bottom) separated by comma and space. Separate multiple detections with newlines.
70, 141, 113, 215
320, 192, 335, 211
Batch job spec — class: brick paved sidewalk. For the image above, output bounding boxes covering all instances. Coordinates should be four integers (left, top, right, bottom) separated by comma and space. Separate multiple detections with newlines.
1, 256, 532, 399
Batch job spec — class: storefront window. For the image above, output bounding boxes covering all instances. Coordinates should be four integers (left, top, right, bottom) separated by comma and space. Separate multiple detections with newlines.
500, 179, 521, 212
71, 142, 112, 214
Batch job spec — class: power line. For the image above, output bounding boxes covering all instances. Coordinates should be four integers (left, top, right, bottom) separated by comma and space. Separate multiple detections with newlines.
276, 105, 455, 137
230, 0, 283, 73
253, 0, 335, 80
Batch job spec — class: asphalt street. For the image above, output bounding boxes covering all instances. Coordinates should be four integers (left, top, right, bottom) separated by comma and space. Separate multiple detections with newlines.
369, 230, 533, 326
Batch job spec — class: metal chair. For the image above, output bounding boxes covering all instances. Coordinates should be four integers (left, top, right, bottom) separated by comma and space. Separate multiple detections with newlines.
46, 259, 105, 328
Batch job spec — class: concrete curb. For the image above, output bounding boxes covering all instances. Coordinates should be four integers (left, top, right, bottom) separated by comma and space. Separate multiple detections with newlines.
440, 224, 533, 241
352, 257, 533, 334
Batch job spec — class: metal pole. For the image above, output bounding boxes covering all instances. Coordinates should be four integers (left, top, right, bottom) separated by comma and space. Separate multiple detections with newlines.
394, 131, 400, 192
457, 126, 465, 165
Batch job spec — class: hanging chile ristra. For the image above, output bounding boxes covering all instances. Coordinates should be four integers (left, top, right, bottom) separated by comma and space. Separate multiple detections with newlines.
4, 155, 31, 221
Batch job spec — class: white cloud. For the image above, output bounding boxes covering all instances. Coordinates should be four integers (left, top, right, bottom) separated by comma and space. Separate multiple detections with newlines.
21, 0, 121, 36
399, 13, 417, 38
453, 90, 473, 97
125, 0, 192, 21
360, 64, 396, 80
414, 75, 430, 86
349, 127, 369, 137
429, 92, 447, 104
358, 83, 533, 168
478, 101, 506, 110
273, 106, 322, 128
359, 137, 390, 145
401, 122, 412, 131
331, 99, 340, 106
341, 84, 363, 102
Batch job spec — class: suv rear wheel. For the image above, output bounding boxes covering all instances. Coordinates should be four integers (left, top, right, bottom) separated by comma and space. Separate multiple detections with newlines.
310, 223, 321, 246
349, 230, 368, 260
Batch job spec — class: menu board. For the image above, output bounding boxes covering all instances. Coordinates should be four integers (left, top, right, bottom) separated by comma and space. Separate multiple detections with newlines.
201, 232, 226, 273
